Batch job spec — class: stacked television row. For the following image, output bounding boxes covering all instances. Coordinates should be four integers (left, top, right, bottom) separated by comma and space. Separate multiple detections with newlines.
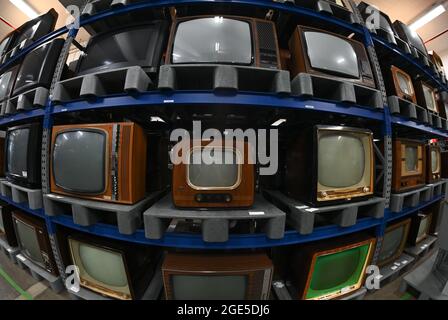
0, 0, 446, 301
0, 200, 443, 300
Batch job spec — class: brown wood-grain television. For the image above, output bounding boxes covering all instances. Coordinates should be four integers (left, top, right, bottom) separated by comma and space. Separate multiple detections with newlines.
390, 65, 416, 103
172, 140, 254, 208
426, 143, 441, 184
165, 15, 281, 69
162, 253, 273, 300
50, 122, 147, 204
392, 139, 426, 193
288, 25, 376, 88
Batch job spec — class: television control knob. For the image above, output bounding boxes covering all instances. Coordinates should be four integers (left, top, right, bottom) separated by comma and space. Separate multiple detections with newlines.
321, 192, 328, 198
195, 195, 203, 202
225, 195, 232, 203
363, 187, 370, 193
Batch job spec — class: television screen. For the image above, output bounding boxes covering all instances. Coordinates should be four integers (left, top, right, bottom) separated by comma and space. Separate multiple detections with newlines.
378, 226, 405, 263
77, 22, 168, 75
306, 243, 370, 299
304, 31, 359, 79
69, 238, 131, 299
432, 150, 440, 173
188, 148, 240, 189
423, 85, 437, 112
53, 130, 106, 194
0, 71, 14, 101
397, 72, 413, 96
172, 17, 253, 65
318, 133, 367, 188
6, 128, 29, 179
417, 217, 429, 239
0, 35, 12, 58
405, 146, 418, 172
172, 275, 247, 300
15, 219, 44, 266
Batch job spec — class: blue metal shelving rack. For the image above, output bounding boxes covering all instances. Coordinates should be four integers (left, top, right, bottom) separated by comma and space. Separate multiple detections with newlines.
0, 0, 445, 264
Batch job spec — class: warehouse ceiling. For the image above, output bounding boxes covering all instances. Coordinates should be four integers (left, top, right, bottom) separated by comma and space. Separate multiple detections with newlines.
0, 0, 447, 55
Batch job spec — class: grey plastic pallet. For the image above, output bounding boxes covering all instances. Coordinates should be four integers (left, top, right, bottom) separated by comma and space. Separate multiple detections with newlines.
0, 180, 43, 210
4, 87, 48, 115
144, 194, 286, 243
15, 253, 64, 293
389, 185, 432, 213
263, 190, 385, 235
388, 96, 429, 123
43, 191, 166, 235
427, 179, 448, 201
404, 235, 438, 258
81, 0, 131, 17
291, 73, 383, 110
68, 257, 164, 300
0, 238, 19, 264
400, 251, 448, 300
51, 66, 153, 103
369, 253, 416, 291
158, 64, 291, 95
427, 111, 444, 129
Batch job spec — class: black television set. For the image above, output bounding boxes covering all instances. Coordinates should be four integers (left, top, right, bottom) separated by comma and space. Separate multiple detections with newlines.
74, 21, 169, 76
0, 33, 15, 62
0, 65, 20, 104
393, 21, 428, 57
12, 38, 64, 97
0, 203, 17, 248
4, 123, 42, 189
377, 219, 411, 267
9, 9, 58, 54
358, 2, 397, 45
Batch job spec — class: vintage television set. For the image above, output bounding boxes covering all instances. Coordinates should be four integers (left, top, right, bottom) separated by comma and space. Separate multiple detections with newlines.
285, 125, 374, 206
415, 81, 439, 114
392, 139, 426, 193
11, 39, 64, 98
72, 21, 169, 77
275, 233, 376, 300
437, 91, 448, 119
162, 253, 273, 300
426, 143, 442, 184
358, 2, 397, 45
288, 25, 376, 88
0, 203, 17, 247
377, 219, 411, 267
5, 123, 42, 189
429, 51, 446, 78
64, 231, 161, 300
12, 211, 58, 275
0, 65, 21, 107
0, 32, 16, 62
386, 65, 417, 103
50, 122, 147, 205
166, 15, 281, 69
172, 140, 254, 208
408, 212, 432, 245
393, 20, 428, 57
7, 9, 58, 56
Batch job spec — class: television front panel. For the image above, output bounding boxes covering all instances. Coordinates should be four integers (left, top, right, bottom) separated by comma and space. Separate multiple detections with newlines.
166, 16, 281, 69
392, 139, 426, 193
377, 218, 411, 267
51, 122, 147, 204
408, 213, 432, 245
390, 65, 416, 103
415, 81, 439, 114
0, 204, 17, 247
76, 21, 169, 76
0, 65, 20, 103
5, 123, 42, 189
393, 21, 428, 57
12, 38, 64, 97
289, 25, 376, 88
162, 253, 273, 300
426, 144, 441, 183
172, 140, 254, 208
12, 211, 58, 275
286, 126, 374, 206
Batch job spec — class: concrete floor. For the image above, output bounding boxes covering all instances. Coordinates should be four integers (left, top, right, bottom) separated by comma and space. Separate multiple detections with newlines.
0, 252, 70, 300
0, 248, 438, 300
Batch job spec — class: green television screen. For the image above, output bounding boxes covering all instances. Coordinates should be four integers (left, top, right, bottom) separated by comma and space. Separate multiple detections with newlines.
306, 243, 371, 299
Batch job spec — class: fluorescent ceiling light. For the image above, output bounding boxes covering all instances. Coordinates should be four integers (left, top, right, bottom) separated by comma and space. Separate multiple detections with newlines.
9, 0, 39, 19
271, 119, 286, 127
410, 4, 446, 31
